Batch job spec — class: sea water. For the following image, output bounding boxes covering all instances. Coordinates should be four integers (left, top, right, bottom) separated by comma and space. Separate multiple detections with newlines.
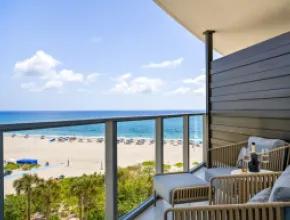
0, 111, 204, 140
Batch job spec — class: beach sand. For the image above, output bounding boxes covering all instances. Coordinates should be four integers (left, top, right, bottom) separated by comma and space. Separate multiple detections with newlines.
4, 136, 203, 194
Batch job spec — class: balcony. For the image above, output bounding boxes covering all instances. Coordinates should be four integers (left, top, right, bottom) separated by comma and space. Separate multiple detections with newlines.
0, 112, 205, 219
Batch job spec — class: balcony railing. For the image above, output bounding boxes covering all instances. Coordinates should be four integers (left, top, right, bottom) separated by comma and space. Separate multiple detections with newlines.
0, 112, 206, 220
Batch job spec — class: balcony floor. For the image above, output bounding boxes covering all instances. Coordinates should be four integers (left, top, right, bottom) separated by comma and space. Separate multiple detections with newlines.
135, 167, 208, 220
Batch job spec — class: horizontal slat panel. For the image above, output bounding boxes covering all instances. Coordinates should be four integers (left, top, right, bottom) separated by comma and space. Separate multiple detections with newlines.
211, 124, 290, 140
212, 32, 290, 70
211, 88, 290, 102
212, 111, 290, 119
211, 65, 290, 89
211, 116, 290, 132
212, 97, 290, 110
212, 75, 290, 96
211, 138, 234, 146
211, 130, 248, 143
212, 43, 290, 74
212, 53, 290, 82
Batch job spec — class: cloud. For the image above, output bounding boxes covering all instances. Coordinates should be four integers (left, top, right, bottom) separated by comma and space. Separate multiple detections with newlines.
20, 80, 63, 92
90, 37, 102, 43
193, 87, 205, 95
14, 50, 59, 79
117, 73, 132, 81
57, 69, 84, 82
165, 87, 191, 95
42, 80, 63, 91
20, 82, 36, 90
111, 74, 163, 94
86, 73, 100, 83
142, 58, 183, 68
183, 75, 205, 84
14, 51, 85, 83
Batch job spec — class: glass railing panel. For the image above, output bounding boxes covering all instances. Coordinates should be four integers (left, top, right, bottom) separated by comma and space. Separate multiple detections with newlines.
163, 117, 183, 173
117, 120, 155, 218
3, 125, 106, 220
189, 115, 203, 168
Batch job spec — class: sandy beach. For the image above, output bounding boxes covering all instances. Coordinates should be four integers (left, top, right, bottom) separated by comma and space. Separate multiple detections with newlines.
4, 135, 203, 194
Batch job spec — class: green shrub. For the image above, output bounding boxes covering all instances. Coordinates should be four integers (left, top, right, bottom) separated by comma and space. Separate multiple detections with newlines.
141, 160, 155, 167
192, 162, 199, 165
163, 164, 171, 172
174, 162, 183, 168
21, 165, 30, 171
4, 163, 20, 171
49, 214, 60, 220
21, 164, 40, 171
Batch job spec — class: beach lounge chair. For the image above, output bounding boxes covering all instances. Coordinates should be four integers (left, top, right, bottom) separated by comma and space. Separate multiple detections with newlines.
150, 139, 155, 145
164, 166, 290, 220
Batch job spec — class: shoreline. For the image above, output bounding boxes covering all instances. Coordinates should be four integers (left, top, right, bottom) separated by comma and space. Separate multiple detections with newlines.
4, 133, 203, 142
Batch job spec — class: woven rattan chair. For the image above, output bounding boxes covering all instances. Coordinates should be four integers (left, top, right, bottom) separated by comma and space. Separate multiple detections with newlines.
209, 141, 290, 171
164, 172, 290, 220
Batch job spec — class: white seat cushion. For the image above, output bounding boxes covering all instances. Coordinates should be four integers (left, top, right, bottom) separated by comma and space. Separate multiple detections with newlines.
154, 173, 208, 204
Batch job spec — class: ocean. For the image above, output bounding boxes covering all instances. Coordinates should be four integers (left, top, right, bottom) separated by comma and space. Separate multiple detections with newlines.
0, 111, 204, 140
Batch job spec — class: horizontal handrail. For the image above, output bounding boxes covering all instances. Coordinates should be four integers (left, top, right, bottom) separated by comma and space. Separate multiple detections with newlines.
0, 113, 205, 132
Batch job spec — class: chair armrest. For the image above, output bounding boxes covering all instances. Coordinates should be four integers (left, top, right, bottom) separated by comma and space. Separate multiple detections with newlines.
171, 185, 209, 206
164, 202, 290, 220
208, 141, 248, 168
259, 145, 290, 171
209, 172, 282, 205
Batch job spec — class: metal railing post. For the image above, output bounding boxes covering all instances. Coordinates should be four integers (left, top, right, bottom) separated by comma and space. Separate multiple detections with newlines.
183, 115, 190, 172
105, 121, 118, 220
203, 114, 208, 164
155, 117, 164, 174
0, 132, 4, 220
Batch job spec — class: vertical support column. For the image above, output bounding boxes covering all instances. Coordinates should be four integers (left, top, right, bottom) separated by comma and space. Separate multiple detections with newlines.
183, 115, 190, 172
105, 121, 118, 220
155, 117, 164, 174
202, 114, 207, 163
0, 132, 3, 220
204, 30, 215, 168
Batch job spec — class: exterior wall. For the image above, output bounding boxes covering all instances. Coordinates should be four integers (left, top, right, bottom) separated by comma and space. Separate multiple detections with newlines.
210, 32, 290, 147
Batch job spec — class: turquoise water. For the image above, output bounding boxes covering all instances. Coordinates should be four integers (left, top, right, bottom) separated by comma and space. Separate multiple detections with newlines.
0, 111, 203, 140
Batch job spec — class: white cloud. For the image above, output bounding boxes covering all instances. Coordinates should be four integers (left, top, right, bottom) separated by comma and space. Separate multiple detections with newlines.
90, 37, 102, 43
183, 75, 205, 84
20, 82, 36, 91
14, 50, 59, 78
142, 58, 183, 68
42, 80, 63, 91
111, 74, 163, 94
193, 87, 205, 95
14, 51, 85, 83
86, 73, 100, 83
165, 87, 191, 95
57, 69, 84, 82
117, 73, 132, 81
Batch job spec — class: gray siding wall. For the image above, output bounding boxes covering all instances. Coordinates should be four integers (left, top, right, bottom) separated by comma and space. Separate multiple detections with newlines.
210, 32, 290, 148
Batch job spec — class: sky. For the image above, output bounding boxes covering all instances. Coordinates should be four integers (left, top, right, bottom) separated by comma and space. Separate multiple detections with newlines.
0, 1, 221, 111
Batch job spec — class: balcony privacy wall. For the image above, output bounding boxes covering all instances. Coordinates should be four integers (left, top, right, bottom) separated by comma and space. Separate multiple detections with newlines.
210, 32, 290, 148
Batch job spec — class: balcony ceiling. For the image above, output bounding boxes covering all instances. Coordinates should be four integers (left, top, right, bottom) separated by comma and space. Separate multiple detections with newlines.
154, 0, 290, 55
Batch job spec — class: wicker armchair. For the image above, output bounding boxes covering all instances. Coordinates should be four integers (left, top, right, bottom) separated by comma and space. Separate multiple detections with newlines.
164, 172, 290, 220
208, 141, 290, 172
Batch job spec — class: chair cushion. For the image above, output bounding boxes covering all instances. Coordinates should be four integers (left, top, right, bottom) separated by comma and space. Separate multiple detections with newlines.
205, 167, 236, 183
154, 173, 208, 204
247, 187, 272, 204
248, 136, 287, 153
269, 165, 290, 202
